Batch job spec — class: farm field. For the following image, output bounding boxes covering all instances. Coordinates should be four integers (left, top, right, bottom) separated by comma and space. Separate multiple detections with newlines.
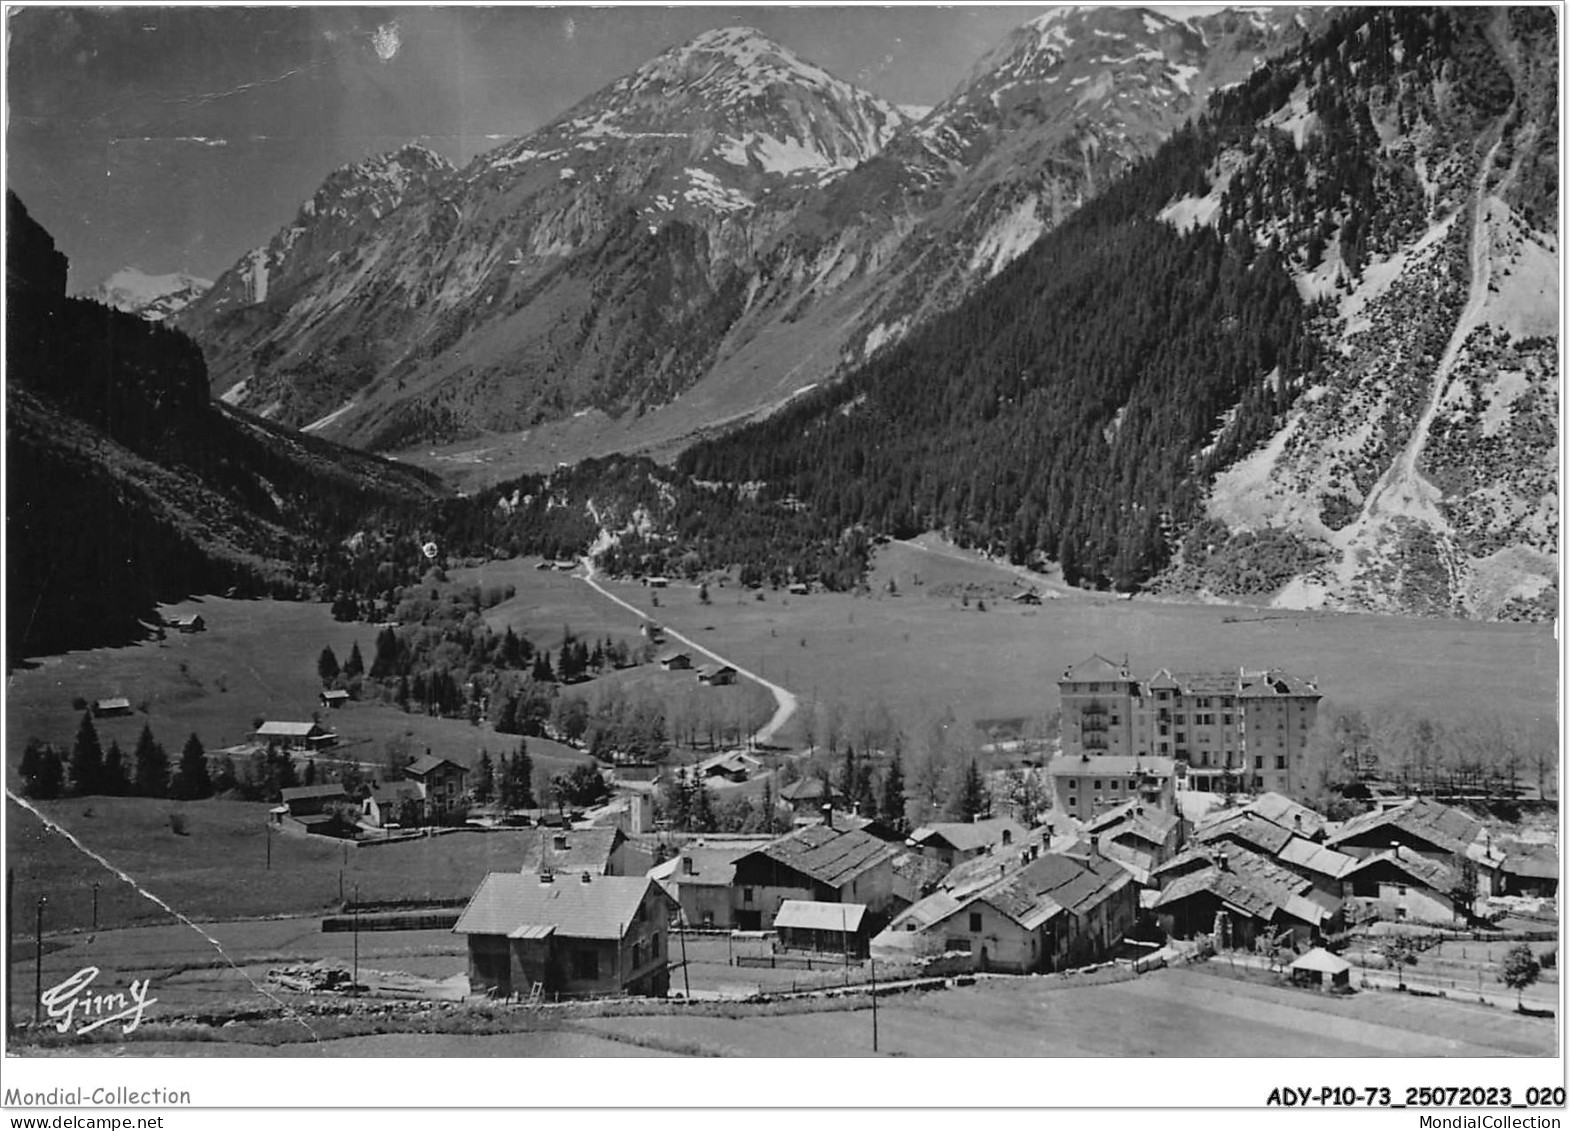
570, 537, 1557, 742
7, 795, 555, 933
4, 594, 596, 791
576, 965, 1556, 1058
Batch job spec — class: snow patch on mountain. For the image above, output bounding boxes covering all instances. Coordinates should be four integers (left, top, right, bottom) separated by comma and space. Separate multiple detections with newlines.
81, 267, 212, 320
969, 194, 1046, 278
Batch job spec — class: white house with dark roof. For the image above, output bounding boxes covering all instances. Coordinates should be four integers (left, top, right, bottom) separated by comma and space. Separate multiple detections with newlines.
1047, 752, 1176, 818
453, 871, 673, 999
403, 753, 468, 821
730, 821, 896, 931
907, 817, 1027, 869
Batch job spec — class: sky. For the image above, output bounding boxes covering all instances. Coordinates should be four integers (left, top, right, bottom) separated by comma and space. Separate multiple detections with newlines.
6, 4, 1224, 291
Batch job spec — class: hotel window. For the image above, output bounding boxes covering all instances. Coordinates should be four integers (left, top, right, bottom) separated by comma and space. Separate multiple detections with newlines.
1276, 756, 1287, 770
1254, 756, 1264, 770
1093, 780, 1103, 790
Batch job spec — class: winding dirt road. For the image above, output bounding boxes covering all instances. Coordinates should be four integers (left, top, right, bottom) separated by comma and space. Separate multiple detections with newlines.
576, 559, 799, 748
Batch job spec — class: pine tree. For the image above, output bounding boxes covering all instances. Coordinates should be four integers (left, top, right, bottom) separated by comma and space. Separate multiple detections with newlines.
838, 743, 859, 803
344, 641, 365, 678
949, 758, 988, 822
692, 779, 717, 832
21, 739, 64, 800
881, 749, 907, 831
176, 733, 213, 800
370, 626, 401, 679
303, 757, 317, 786
71, 711, 104, 796
474, 749, 495, 805
759, 778, 778, 834
510, 743, 535, 809
317, 645, 340, 684
496, 751, 512, 808
212, 754, 239, 795
102, 740, 129, 796
132, 723, 169, 798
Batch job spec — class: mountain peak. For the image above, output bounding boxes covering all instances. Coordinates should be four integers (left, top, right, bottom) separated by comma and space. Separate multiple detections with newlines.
80, 266, 212, 321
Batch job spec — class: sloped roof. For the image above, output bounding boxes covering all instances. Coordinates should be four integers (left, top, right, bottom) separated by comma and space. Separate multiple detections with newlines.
256, 721, 325, 737
1084, 799, 1179, 846
368, 781, 423, 805
1327, 798, 1482, 855
280, 784, 347, 803
1196, 812, 1294, 856
1237, 669, 1321, 698
1342, 849, 1453, 891
1155, 867, 1279, 920
1291, 947, 1351, 976
909, 817, 1027, 854
1277, 837, 1358, 879
321, 689, 351, 700
1503, 847, 1558, 880
1246, 792, 1327, 838
962, 851, 1120, 931
1154, 841, 1310, 904
453, 872, 663, 940
1061, 654, 1128, 683
903, 848, 1130, 935
775, 900, 867, 933
1047, 754, 1177, 778
657, 844, 752, 888
406, 754, 466, 778
746, 825, 895, 888
778, 778, 844, 803
518, 827, 624, 876
94, 697, 131, 710
1165, 670, 1241, 696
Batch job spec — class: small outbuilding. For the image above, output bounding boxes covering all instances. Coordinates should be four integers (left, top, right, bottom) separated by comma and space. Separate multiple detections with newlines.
1289, 947, 1351, 992
320, 689, 351, 709
92, 697, 133, 718
774, 900, 870, 958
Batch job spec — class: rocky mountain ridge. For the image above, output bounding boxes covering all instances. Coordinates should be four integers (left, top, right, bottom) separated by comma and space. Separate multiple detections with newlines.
175, 9, 1310, 457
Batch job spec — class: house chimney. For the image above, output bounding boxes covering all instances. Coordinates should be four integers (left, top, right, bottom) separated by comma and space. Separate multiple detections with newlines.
554, 833, 569, 851
580, 871, 592, 883
822, 803, 834, 829
682, 856, 695, 876
999, 863, 1006, 880
539, 868, 554, 884
1002, 829, 1013, 847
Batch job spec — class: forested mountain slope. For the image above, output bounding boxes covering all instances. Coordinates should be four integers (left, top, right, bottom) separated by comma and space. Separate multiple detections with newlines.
175, 29, 909, 451
7, 193, 445, 660
670, 7, 1558, 619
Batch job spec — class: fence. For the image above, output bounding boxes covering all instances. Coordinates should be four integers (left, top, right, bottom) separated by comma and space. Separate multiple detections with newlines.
736, 953, 861, 972
322, 909, 462, 932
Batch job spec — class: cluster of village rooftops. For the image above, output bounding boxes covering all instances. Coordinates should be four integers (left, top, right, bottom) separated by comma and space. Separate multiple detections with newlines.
443, 780, 1554, 1002
218, 651, 1553, 1002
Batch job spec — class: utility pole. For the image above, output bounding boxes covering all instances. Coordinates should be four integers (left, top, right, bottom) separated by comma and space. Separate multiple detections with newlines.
870, 957, 878, 1053
92, 882, 100, 932
677, 911, 690, 998
265, 821, 272, 871
842, 905, 850, 987
352, 883, 360, 995
35, 895, 48, 1026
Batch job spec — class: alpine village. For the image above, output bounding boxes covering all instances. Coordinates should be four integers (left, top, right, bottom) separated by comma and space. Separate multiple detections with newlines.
5, 5, 1559, 1058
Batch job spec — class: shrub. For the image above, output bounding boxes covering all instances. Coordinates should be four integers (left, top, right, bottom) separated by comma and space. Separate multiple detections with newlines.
168, 812, 190, 836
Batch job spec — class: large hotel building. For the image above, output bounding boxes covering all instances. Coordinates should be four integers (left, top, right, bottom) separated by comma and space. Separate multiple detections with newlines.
1057, 654, 1322, 800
